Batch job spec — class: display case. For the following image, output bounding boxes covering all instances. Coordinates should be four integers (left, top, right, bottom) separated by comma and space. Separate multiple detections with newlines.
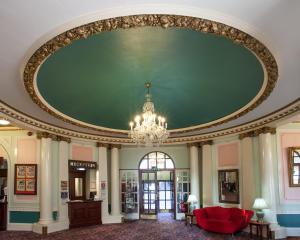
175, 169, 190, 220
120, 170, 139, 219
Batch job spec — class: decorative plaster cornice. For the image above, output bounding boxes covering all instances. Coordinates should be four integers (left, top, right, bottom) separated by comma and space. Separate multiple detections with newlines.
23, 14, 278, 134
238, 127, 276, 140
1, 98, 299, 144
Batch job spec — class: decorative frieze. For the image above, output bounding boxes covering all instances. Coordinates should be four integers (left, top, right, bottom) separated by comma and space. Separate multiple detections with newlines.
1, 99, 298, 144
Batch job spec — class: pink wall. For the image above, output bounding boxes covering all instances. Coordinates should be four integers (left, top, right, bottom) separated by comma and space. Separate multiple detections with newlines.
17, 139, 37, 163
72, 145, 93, 161
218, 142, 239, 167
280, 133, 300, 200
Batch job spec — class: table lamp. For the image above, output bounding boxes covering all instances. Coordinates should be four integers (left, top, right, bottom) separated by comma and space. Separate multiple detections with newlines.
252, 198, 268, 223
187, 194, 197, 213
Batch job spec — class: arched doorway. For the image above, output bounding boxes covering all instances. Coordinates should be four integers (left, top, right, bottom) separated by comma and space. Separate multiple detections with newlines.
0, 144, 8, 230
139, 152, 175, 220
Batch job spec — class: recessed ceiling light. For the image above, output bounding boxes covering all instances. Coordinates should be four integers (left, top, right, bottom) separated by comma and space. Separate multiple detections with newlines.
0, 119, 10, 125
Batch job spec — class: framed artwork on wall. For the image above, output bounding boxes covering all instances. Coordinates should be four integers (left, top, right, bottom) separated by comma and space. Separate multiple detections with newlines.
218, 169, 239, 204
288, 147, 300, 187
14, 164, 37, 195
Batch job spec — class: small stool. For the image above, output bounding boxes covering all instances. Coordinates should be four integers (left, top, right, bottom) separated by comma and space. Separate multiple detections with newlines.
249, 220, 272, 239
185, 213, 195, 227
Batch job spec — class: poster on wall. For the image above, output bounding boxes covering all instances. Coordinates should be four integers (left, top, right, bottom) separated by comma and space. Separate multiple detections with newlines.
60, 181, 68, 191
14, 164, 37, 195
100, 180, 106, 200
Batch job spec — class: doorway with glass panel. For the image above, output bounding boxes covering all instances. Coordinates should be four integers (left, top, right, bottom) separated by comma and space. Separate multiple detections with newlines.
139, 152, 175, 220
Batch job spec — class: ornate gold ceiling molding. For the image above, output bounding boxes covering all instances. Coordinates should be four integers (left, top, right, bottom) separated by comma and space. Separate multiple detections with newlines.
1, 98, 299, 144
23, 14, 278, 134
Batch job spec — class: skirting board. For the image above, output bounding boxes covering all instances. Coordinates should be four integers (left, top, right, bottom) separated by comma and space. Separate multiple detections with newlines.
7, 223, 33, 231
286, 227, 300, 237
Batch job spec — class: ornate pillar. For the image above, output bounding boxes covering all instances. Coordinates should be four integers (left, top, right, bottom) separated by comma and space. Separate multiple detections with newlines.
239, 133, 255, 210
57, 136, 71, 228
201, 140, 213, 207
96, 143, 110, 223
33, 133, 53, 233
33, 132, 72, 234
110, 144, 122, 222
258, 128, 286, 239
189, 143, 200, 208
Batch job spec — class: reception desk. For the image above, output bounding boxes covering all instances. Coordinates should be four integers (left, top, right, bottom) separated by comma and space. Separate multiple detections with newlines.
68, 200, 102, 228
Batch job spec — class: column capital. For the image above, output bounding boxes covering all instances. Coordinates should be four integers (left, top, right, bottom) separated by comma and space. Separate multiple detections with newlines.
187, 142, 199, 147
239, 127, 276, 140
36, 131, 55, 140
97, 142, 110, 148
36, 131, 71, 143
56, 135, 71, 143
187, 140, 213, 147
110, 144, 122, 149
199, 140, 213, 146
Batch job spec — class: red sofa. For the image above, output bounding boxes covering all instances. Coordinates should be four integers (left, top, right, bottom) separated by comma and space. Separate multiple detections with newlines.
193, 206, 253, 234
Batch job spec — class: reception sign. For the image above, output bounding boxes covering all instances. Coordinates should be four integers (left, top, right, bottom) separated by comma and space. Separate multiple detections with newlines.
14, 164, 37, 195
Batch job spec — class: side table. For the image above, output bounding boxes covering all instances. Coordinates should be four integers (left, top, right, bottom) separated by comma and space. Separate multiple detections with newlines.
185, 213, 195, 227
249, 220, 272, 239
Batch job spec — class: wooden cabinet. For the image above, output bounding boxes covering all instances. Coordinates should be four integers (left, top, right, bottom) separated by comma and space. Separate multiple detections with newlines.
68, 200, 102, 228
0, 201, 7, 231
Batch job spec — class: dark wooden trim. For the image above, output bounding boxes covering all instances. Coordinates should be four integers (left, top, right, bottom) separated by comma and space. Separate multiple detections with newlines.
69, 169, 86, 200
68, 200, 102, 228
0, 201, 7, 231
288, 147, 300, 187
218, 169, 240, 204
14, 164, 37, 195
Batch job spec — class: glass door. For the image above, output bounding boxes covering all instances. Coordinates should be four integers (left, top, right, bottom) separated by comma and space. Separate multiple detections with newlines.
140, 171, 157, 219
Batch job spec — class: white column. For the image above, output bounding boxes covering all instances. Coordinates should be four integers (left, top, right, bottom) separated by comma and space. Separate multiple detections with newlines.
240, 136, 255, 210
39, 137, 53, 224
259, 132, 286, 239
202, 142, 213, 207
97, 143, 110, 222
189, 144, 200, 208
57, 140, 69, 228
111, 145, 121, 216
33, 137, 53, 234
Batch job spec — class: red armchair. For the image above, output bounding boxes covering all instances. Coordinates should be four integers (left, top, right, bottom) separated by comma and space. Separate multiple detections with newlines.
193, 206, 253, 234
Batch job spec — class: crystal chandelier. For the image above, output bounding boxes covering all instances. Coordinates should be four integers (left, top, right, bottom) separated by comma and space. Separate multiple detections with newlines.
129, 82, 169, 145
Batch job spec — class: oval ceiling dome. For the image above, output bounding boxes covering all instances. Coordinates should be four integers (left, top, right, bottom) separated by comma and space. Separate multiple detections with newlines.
36, 25, 264, 131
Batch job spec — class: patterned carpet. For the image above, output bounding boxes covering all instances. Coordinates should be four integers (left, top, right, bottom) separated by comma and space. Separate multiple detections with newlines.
0, 214, 250, 240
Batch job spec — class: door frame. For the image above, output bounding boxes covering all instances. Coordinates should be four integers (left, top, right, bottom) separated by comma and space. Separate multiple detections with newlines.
139, 169, 175, 219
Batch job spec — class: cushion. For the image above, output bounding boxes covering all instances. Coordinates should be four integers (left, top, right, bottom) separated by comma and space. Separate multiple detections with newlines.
229, 207, 245, 221
205, 206, 231, 220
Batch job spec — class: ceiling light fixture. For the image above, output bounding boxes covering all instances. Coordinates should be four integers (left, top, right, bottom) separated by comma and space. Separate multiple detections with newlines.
0, 119, 10, 126
129, 82, 169, 146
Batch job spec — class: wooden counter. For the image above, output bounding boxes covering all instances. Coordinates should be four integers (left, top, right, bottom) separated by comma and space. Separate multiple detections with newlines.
68, 200, 102, 228
0, 201, 7, 231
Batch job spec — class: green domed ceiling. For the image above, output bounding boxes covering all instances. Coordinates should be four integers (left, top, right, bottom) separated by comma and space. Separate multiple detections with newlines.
37, 27, 264, 130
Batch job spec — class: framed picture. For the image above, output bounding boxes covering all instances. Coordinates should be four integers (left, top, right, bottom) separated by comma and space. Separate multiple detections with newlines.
14, 164, 37, 195
218, 169, 239, 204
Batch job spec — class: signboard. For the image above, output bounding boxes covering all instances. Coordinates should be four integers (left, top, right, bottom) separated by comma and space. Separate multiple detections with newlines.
69, 160, 97, 169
